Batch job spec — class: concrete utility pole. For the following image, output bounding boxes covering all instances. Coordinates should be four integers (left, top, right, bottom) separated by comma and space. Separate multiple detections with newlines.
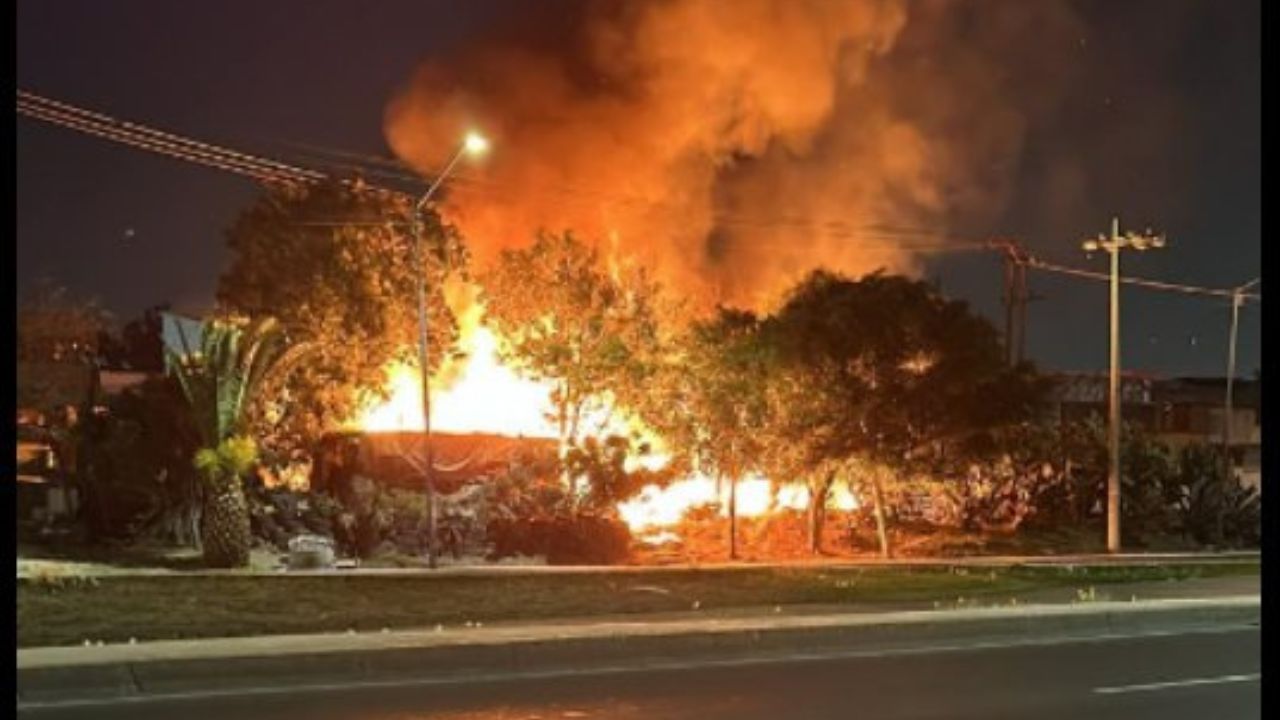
1223, 277, 1260, 479
412, 132, 488, 569
1082, 218, 1165, 554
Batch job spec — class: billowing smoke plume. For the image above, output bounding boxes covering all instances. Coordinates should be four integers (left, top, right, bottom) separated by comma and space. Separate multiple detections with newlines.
386, 0, 1086, 309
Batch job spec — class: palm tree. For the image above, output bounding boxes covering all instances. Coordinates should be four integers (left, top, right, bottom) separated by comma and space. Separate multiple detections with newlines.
168, 316, 306, 568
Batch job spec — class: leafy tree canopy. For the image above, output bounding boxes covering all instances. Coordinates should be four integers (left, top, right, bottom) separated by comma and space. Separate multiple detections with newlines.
767, 269, 1048, 470
18, 278, 113, 364
217, 179, 466, 458
641, 307, 773, 484
99, 305, 168, 372
480, 231, 662, 454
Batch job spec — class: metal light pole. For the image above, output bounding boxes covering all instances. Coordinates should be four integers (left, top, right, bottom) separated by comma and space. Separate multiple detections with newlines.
411, 131, 488, 569
1082, 218, 1165, 554
1223, 278, 1260, 480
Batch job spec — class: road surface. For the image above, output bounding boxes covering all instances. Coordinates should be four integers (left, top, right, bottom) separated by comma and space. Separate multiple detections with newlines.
19, 624, 1259, 719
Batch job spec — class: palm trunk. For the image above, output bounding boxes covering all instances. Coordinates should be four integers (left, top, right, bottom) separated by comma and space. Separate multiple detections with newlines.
200, 471, 251, 568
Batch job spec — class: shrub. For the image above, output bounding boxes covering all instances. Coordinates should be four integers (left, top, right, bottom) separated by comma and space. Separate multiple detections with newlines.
488, 514, 632, 565
1168, 444, 1260, 548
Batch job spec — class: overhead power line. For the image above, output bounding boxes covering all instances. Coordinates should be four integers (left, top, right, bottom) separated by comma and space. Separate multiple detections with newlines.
1025, 257, 1261, 302
18, 90, 989, 248
17, 88, 1261, 305
18, 90, 324, 185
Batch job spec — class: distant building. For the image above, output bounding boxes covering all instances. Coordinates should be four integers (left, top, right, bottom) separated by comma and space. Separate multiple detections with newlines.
160, 312, 205, 366
16, 360, 158, 527
1046, 371, 1261, 489
1044, 371, 1160, 432
1153, 377, 1261, 489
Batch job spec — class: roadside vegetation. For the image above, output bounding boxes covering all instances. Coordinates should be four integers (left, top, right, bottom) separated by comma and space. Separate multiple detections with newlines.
17, 180, 1261, 572
17, 560, 1259, 647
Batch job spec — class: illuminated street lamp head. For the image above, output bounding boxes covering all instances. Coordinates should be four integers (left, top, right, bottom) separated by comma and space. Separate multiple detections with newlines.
1082, 239, 1100, 253
463, 131, 489, 156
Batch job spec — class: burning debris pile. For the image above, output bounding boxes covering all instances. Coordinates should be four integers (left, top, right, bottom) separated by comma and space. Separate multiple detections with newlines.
630, 508, 876, 564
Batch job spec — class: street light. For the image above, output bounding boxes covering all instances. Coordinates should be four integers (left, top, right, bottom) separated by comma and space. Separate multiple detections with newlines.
411, 130, 488, 569
1081, 218, 1165, 554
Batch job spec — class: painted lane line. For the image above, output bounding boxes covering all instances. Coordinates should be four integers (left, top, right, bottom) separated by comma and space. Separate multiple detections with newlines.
1094, 673, 1260, 694
17, 625, 1257, 712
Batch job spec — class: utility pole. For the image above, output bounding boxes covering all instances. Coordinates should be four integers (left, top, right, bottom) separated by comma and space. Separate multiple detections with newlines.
1002, 254, 1016, 366
1224, 278, 1260, 480
1016, 285, 1046, 366
991, 239, 1033, 366
1082, 218, 1165, 553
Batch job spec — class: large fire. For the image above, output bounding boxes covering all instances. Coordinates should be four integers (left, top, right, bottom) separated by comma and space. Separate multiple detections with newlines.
351, 297, 857, 538
355, 326, 563, 437
617, 474, 858, 533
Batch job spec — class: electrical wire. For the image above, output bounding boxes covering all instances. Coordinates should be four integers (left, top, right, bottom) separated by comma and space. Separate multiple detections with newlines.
18, 90, 1003, 251
19, 91, 324, 182
18, 100, 315, 185
1024, 258, 1261, 302
18, 88, 1262, 305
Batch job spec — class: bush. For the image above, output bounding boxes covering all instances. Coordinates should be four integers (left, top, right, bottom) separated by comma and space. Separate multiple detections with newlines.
488, 514, 632, 565
1168, 444, 1260, 548
914, 423, 1085, 533
1119, 432, 1178, 547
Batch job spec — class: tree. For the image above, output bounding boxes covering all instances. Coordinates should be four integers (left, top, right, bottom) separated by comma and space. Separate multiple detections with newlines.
99, 305, 168, 372
480, 231, 662, 502
168, 316, 304, 567
17, 280, 116, 537
18, 279, 113, 363
563, 434, 674, 516
767, 270, 1045, 557
103, 376, 204, 546
218, 179, 464, 459
641, 308, 774, 559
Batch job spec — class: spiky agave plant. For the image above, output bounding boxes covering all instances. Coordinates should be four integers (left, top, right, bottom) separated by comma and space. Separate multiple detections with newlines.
168, 316, 300, 568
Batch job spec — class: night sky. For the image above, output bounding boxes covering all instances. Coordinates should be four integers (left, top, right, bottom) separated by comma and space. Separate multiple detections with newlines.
16, 0, 1260, 378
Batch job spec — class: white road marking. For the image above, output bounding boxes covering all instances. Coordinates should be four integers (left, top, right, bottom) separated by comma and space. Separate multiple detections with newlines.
1094, 673, 1260, 694
17, 625, 1257, 712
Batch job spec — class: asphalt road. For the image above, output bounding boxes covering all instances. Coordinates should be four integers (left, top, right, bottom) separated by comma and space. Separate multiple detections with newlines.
19, 625, 1260, 720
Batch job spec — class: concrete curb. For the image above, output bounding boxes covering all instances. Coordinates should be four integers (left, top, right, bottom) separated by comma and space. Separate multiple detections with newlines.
17, 596, 1259, 706
16, 551, 1261, 579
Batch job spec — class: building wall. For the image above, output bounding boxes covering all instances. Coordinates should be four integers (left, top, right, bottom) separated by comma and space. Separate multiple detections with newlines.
1049, 373, 1262, 490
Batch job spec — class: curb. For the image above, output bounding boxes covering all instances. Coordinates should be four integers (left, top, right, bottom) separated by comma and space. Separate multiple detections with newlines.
17, 596, 1259, 706
16, 552, 1261, 579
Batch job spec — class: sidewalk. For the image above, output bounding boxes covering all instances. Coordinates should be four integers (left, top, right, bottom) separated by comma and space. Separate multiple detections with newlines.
17, 574, 1259, 706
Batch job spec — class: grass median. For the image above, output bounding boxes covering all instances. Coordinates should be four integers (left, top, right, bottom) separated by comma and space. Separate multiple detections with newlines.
17, 561, 1258, 648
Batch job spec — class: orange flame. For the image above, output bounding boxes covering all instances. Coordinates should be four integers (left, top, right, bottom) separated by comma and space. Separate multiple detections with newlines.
350, 284, 858, 537
618, 473, 859, 537
354, 327, 568, 437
